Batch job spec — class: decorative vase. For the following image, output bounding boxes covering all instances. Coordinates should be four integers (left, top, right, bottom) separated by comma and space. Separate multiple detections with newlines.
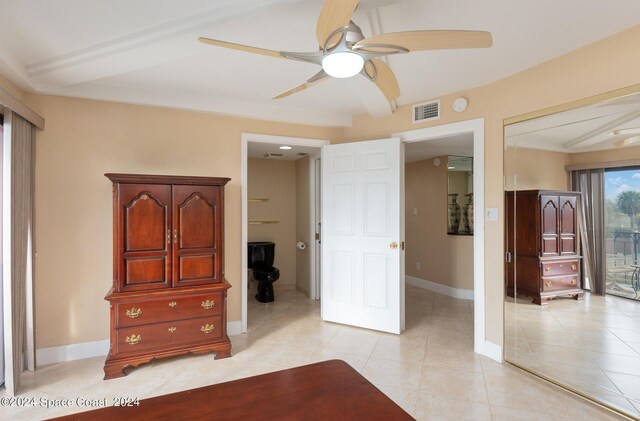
447, 194, 461, 234
467, 193, 474, 234
461, 194, 471, 233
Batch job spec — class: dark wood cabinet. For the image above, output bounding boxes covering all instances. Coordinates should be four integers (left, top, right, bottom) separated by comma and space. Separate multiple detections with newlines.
104, 174, 232, 379
506, 190, 583, 305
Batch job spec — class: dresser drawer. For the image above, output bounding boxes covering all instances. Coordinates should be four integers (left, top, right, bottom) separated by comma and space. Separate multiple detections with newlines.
115, 316, 223, 356
116, 292, 223, 328
542, 275, 580, 292
541, 260, 579, 277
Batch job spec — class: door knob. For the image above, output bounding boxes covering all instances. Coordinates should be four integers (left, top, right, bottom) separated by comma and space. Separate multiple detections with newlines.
390, 242, 398, 249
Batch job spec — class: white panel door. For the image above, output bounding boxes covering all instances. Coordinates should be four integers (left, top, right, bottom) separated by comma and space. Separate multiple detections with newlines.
321, 138, 402, 334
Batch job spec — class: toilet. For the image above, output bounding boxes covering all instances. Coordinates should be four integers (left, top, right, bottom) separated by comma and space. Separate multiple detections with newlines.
248, 241, 280, 303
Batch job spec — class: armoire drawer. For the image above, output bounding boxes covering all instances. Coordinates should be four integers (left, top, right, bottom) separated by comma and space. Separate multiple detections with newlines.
542, 275, 579, 292
116, 292, 223, 328
541, 260, 579, 277
115, 316, 223, 356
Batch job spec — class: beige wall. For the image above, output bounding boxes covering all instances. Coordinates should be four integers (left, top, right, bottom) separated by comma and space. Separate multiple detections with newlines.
568, 145, 640, 167
295, 156, 311, 296
26, 94, 341, 348
448, 170, 471, 202
3, 23, 639, 350
504, 147, 569, 191
248, 158, 296, 286
405, 158, 474, 290
344, 25, 640, 345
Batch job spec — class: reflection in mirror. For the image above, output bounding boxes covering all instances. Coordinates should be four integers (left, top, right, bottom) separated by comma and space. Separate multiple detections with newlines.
504, 91, 640, 419
447, 156, 473, 235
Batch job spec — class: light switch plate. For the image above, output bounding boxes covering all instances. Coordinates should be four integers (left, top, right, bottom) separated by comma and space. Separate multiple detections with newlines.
486, 208, 498, 221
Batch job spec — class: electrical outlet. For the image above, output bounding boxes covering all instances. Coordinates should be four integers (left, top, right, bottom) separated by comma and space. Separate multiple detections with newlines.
413, 208, 418, 216
486, 208, 498, 221
416, 262, 421, 271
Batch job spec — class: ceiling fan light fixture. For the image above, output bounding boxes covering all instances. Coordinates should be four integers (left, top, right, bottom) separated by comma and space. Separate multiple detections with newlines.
321, 51, 364, 78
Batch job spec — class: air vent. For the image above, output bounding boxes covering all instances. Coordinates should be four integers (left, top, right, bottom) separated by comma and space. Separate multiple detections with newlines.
263, 153, 284, 158
297, 152, 308, 156
413, 100, 440, 123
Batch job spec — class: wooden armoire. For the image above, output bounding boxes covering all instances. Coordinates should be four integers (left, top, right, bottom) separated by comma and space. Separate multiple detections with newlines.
103, 174, 232, 379
505, 190, 583, 305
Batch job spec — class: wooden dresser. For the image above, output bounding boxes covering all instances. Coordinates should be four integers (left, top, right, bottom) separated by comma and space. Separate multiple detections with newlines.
506, 190, 583, 305
103, 174, 232, 379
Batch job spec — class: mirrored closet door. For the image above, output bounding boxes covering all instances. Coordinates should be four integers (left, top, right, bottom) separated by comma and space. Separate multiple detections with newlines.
504, 89, 640, 419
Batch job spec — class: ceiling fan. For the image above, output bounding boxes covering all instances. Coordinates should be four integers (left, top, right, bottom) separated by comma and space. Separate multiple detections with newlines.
612, 128, 640, 147
198, 0, 492, 102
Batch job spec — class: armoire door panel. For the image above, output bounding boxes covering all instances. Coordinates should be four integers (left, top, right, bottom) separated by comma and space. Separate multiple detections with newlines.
125, 257, 167, 287
178, 192, 216, 249
124, 192, 168, 252
559, 196, 577, 255
540, 195, 559, 256
179, 254, 216, 281
118, 184, 172, 291
173, 185, 220, 287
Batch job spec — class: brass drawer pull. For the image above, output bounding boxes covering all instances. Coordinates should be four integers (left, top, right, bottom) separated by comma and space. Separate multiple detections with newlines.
545, 281, 552, 287
125, 334, 141, 345
167, 229, 172, 244
545, 266, 551, 272
126, 308, 142, 319
201, 324, 214, 334
570, 279, 577, 285
168, 327, 177, 333
201, 300, 216, 310
571, 264, 577, 271
169, 301, 177, 308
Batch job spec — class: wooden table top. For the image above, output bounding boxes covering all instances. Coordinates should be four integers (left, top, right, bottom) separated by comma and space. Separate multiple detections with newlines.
47, 359, 414, 421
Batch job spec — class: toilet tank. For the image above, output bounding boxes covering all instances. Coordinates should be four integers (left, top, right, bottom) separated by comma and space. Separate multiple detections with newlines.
247, 242, 276, 268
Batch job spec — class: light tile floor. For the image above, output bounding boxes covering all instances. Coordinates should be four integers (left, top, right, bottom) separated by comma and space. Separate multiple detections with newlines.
506, 292, 640, 419
1, 284, 626, 420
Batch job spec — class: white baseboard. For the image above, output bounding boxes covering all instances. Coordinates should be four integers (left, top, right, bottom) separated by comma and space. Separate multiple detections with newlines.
36, 339, 109, 367
36, 321, 244, 367
479, 340, 503, 363
406, 275, 474, 300
227, 320, 242, 336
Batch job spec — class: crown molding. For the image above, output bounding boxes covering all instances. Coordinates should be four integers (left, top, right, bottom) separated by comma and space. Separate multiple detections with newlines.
41, 82, 353, 128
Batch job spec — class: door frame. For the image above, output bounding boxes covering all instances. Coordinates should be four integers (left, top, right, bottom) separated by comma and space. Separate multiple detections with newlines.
393, 118, 498, 361
240, 133, 329, 334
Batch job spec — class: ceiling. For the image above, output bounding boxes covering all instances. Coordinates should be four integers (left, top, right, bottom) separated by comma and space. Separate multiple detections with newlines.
248, 142, 320, 160
505, 92, 640, 153
405, 132, 473, 163
1, 0, 639, 128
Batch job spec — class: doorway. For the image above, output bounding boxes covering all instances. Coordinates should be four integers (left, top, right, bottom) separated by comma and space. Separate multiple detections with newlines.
240, 120, 493, 361
241, 134, 329, 334
394, 118, 491, 358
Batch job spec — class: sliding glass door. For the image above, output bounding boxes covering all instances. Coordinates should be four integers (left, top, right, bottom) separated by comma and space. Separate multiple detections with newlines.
605, 167, 640, 300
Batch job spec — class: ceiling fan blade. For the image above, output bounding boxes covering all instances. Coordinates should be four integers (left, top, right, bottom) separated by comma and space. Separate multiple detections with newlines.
272, 70, 329, 100
615, 135, 640, 147
367, 59, 400, 101
199, 37, 284, 59
612, 128, 640, 136
316, 0, 359, 48
355, 30, 493, 52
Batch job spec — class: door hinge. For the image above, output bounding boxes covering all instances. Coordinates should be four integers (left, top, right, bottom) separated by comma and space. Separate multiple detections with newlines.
505, 252, 512, 263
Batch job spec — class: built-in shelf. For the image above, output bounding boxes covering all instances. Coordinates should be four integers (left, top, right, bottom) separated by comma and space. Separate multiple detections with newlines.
248, 198, 269, 202
249, 220, 279, 225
